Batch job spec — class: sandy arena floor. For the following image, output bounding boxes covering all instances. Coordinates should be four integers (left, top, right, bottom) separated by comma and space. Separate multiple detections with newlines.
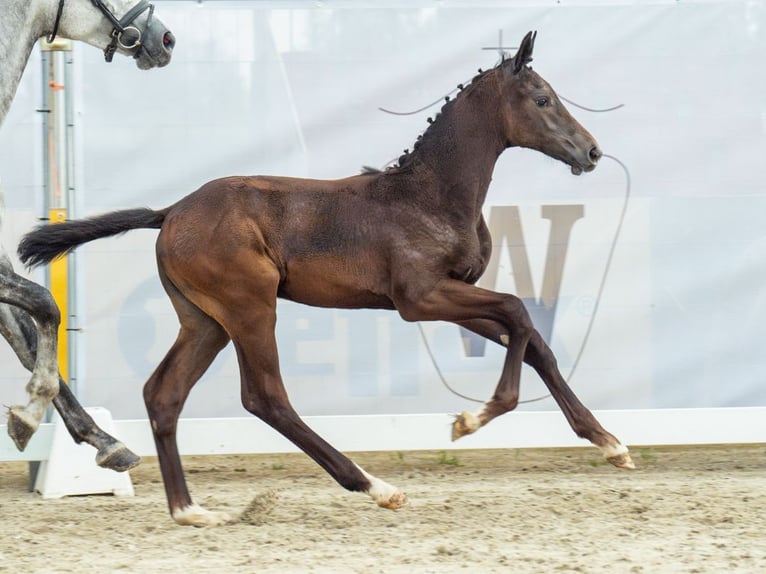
0, 444, 764, 573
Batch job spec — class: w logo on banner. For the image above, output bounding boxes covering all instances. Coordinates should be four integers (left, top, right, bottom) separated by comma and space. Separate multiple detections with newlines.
460, 204, 584, 357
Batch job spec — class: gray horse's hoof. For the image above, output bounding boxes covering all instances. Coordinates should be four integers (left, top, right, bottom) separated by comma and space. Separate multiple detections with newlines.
7, 406, 38, 451
96, 442, 141, 472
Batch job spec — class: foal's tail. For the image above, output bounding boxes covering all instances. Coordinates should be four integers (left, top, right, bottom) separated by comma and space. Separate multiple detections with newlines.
18, 207, 168, 269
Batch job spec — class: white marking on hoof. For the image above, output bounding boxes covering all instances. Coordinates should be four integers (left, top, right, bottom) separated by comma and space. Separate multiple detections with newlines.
500, 334, 509, 346
172, 504, 234, 527
602, 443, 635, 470
357, 466, 407, 509
602, 443, 628, 458
451, 410, 481, 441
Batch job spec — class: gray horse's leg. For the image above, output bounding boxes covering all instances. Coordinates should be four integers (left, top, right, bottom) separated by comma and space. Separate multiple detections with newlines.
0, 254, 139, 470
53, 379, 140, 471
0, 253, 59, 449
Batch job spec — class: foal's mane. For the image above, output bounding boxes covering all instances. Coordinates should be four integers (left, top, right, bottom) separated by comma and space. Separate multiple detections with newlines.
383, 61, 512, 172
386, 65, 496, 171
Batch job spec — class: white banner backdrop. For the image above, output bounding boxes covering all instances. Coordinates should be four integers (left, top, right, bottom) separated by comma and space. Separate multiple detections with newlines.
1, 1, 765, 423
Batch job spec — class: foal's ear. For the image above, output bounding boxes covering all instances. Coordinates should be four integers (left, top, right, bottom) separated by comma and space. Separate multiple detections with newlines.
512, 30, 537, 74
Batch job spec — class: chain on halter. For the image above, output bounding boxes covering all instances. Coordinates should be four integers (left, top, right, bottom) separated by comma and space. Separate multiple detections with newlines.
48, 0, 155, 62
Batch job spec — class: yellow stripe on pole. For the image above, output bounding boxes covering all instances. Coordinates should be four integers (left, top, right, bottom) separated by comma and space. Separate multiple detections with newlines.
49, 208, 68, 382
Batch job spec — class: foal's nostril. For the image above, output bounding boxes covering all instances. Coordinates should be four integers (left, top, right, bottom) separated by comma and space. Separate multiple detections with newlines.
163, 31, 175, 50
589, 146, 602, 163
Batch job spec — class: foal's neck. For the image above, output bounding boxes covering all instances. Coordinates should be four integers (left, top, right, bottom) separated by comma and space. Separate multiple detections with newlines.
408, 71, 506, 216
0, 2, 49, 126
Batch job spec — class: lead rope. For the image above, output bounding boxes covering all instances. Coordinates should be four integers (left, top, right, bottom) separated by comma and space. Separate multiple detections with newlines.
378, 92, 630, 405
379, 85, 625, 116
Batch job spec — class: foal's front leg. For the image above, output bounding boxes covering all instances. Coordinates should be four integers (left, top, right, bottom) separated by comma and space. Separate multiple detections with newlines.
450, 315, 530, 441
522, 329, 633, 468
455, 317, 633, 469
396, 280, 532, 441
396, 278, 633, 469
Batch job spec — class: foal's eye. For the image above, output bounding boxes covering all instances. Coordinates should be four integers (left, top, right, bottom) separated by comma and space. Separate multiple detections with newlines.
535, 97, 549, 107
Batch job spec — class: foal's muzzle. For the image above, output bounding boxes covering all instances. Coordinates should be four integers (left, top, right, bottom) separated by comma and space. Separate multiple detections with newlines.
569, 145, 602, 176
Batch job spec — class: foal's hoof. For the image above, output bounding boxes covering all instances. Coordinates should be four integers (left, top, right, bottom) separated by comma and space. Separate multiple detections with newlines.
376, 491, 408, 510
451, 411, 480, 441
6, 406, 38, 451
96, 441, 141, 473
606, 452, 636, 470
172, 504, 236, 527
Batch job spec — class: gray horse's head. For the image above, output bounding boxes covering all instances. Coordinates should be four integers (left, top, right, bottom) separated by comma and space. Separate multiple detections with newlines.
57, 0, 174, 69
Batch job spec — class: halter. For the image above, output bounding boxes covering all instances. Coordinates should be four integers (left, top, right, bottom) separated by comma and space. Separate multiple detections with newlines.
48, 0, 155, 62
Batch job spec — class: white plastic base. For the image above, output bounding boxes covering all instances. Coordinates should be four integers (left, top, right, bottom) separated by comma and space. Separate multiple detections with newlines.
34, 407, 134, 499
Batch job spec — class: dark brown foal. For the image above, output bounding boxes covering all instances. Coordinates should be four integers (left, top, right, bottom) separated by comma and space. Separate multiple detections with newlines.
19, 31, 632, 526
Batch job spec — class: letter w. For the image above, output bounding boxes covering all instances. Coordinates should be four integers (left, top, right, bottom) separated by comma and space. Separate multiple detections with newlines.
461, 204, 584, 356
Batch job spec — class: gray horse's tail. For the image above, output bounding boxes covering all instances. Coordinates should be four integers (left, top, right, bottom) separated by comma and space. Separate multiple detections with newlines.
18, 207, 167, 269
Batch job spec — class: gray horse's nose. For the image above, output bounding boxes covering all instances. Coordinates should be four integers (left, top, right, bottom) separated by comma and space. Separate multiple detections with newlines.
162, 31, 175, 52
589, 146, 602, 163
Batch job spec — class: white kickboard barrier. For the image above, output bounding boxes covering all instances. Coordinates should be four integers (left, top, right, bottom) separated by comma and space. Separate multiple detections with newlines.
34, 407, 134, 499
3, 407, 765, 465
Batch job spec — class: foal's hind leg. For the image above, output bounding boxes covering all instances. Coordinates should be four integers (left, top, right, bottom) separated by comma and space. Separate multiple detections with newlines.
454, 318, 633, 469
0, 300, 139, 471
143, 272, 232, 526
0, 254, 60, 450
212, 266, 406, 510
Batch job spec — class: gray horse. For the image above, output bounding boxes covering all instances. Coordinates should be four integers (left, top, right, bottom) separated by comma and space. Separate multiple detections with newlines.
1, 0, 174, 470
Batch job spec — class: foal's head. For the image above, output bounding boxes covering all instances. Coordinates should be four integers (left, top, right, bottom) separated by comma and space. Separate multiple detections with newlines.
498, 31, 601, 175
